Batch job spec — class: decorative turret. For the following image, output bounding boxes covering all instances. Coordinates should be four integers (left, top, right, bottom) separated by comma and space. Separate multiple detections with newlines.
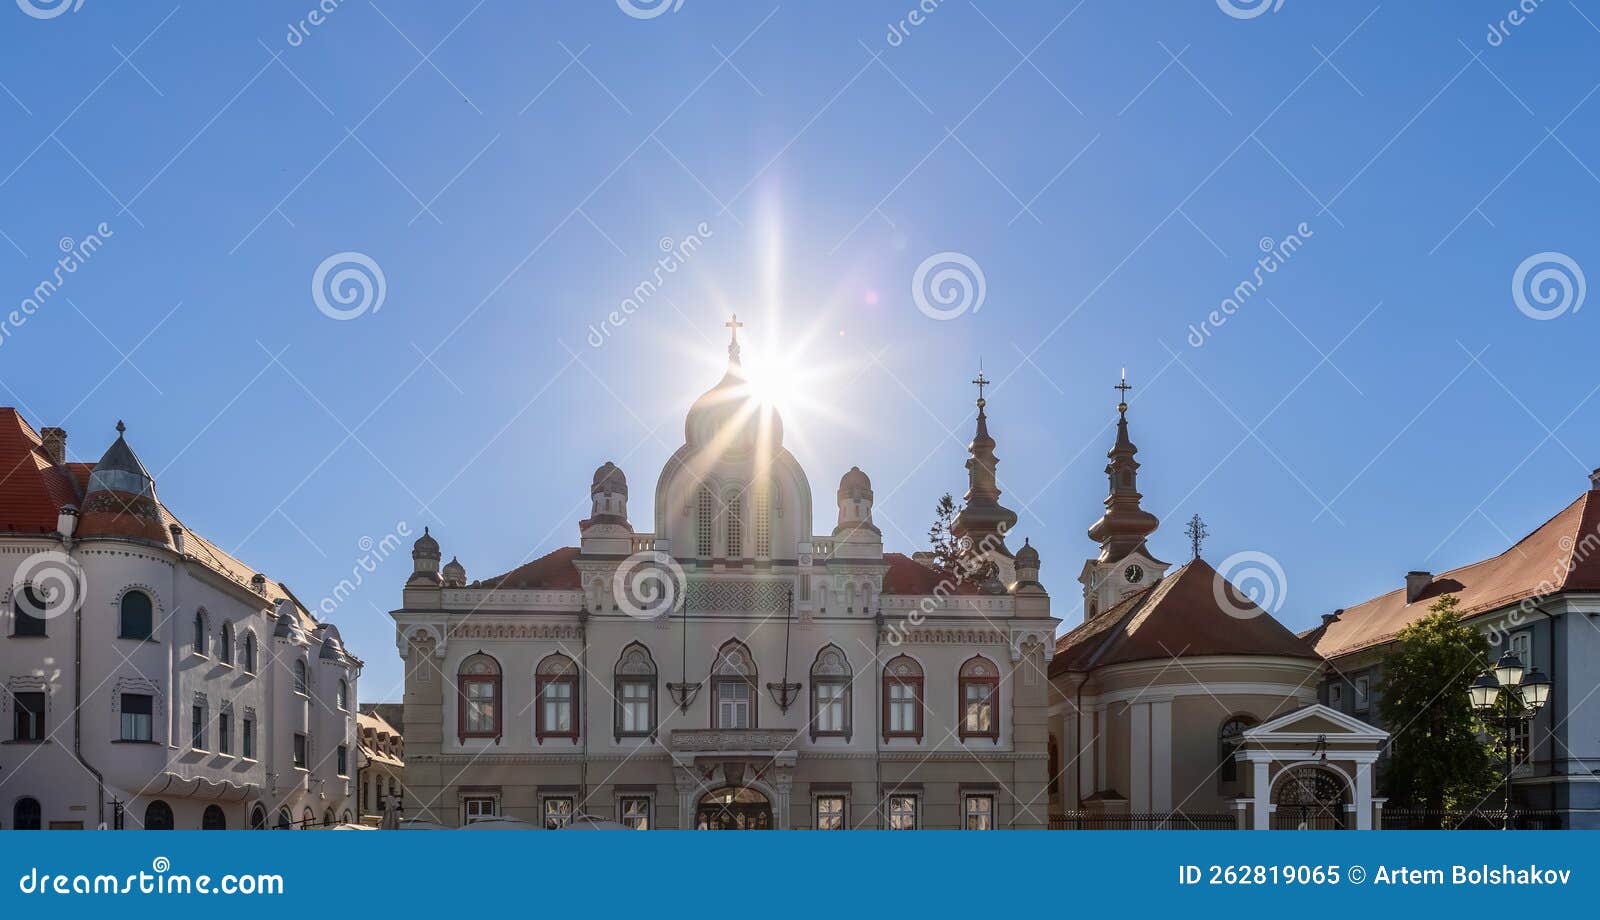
442, 556, 467, 588
950, 371, 1018, 559
408, 527, 441, 585
830, 466, 882, 561
584, 461, 630, 529
77, 420, 170, 545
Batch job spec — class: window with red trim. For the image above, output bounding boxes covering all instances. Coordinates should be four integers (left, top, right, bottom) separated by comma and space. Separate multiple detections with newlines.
882, 655, 923, 741
958, 655, 999, 741
457, 653, 502, 742
536, 653, 579, 741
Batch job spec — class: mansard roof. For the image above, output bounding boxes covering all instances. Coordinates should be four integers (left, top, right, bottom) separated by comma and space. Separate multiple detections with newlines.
1050, 558, 1320, 675
1307, 486, 1600, 661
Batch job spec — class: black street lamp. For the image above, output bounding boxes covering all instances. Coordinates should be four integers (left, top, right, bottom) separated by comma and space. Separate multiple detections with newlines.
1468, 651, 1552, 829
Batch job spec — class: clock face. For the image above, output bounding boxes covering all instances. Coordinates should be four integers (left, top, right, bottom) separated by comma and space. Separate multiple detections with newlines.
1124, 564, 1145, 584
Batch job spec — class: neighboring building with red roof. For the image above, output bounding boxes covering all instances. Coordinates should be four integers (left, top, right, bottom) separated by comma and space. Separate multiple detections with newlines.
1304, 472, 1600, 827
0, 409, 360, 830
391, 320, 1058, 829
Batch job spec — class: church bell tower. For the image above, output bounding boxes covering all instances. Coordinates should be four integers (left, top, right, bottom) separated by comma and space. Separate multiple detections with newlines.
1078, 371, 1168, 619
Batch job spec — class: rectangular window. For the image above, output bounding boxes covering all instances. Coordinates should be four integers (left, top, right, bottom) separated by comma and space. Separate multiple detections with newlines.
191, 704, 205, 750
887, 794, 918, 830
539, 680, 574, 736
887, 682, 918, 735
120, 693, 152, 742
816, 795, 846, 830
337, 744, 348, 776
293, 732, 307, 769
696, 489, 714, 557
964, 793, 995, 830
463, 796, 497, 824
618, 679, 653, 736
726, 495, 743, 558
1354, 676, 1370, 712
815, 681, 847, 734
463, 678, 497, 736
962, 681, 996, 738
716, 680, 751, 729
218, 712, 232, 755
543, 796, 574, 829
619, 796, 650, 830
1328, 683, 1343, 709
12, 587, 46, 636
13, 690, 44, 742
754, 487, 770, 557
1510, 632, 1532, 668
242, 718, 255, 759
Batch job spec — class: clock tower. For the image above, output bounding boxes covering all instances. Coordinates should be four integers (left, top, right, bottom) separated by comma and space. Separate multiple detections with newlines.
1078, 373, 1169, 618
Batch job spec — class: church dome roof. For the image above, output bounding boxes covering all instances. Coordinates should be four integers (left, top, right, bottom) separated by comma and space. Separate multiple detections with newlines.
838, 466, 871, 499
442, 555, 466, 586
684, 320, 782, 453
591, 461, 627, 496
413, 526, 440, 559
1015, 537, 1039, 567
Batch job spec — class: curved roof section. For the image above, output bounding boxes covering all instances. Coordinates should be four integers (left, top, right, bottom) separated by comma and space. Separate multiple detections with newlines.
470, 546, 582, 590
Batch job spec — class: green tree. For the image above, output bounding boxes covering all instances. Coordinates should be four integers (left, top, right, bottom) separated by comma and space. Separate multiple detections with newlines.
1376, 595, 1499, 817
926, 493, 996, 586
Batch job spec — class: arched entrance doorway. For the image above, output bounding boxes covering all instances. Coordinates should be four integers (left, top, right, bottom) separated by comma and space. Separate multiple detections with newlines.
202, 804, 227, 830
696, 787, 772, 830
1270, 766, 1349, 830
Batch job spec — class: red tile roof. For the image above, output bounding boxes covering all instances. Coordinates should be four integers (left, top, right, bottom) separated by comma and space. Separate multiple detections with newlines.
881, 552, 983, 595
1051, 558, 1320, 674
0, 409, 83, 534
1309, 488, 1600, 661
472, 546, 583, 589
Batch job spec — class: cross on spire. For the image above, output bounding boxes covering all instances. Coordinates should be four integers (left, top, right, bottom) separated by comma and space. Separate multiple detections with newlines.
1114, 368, 1133, 416
724, 313, 743, 361
971, 369, 991, 408
1185, 513, 1208, 560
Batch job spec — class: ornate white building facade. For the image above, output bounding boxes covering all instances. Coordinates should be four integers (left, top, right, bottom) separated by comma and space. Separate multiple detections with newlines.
392, 322, 1058, 829
0, 412, 359, 830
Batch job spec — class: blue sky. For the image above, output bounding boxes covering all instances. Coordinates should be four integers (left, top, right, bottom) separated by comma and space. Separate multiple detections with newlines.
4, 1, 1599, 697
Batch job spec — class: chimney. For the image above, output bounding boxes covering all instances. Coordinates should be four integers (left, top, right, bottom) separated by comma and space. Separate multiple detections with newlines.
39, 427, 65, 464
168, 523, 186, 555
1590, 467, 1600, 491
250, 573, 267, 595
1321, 609, 1343, 627
1405, 571, 1431, 604
56, 504, 78, 539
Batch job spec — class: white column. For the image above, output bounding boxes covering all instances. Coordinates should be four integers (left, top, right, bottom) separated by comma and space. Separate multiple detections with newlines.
1129, 703, 1150, 812
1077, 712, 1095, 802
1093, 707, 1108, 798
1150, 700, 1172, 813
1252, 759, 1271, 830
1353, 760, 1374, 830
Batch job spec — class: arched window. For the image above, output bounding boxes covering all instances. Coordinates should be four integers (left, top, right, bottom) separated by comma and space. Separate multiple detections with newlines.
535, 653, 579, 741
696, 486, 715, 557
276, 808, 292, 830
882, 656, 924, 741
301, 807, 315, 829
119, 590, 153, 640
202, 804, 226, 830
323, 808, 335, 827
193, 610, 207, 655
243, 632, 257, 673
958, 655, 999, 742
613, 643, 657, 739
11, 585, 47, 637
1218, 716, 1257, 784
810, 645, 851, 740
712, 640, 757, 729
725, 492, 744, 558
144, 800, 174, 830
457, 653, 501, 742
754, 484, 771, 558
342, 810, 353, 825
337, 679, 349, 710
13, 797, 41, 830
293, 659, 308, 695
250, 805, 266, 830
219, 621, 234, 664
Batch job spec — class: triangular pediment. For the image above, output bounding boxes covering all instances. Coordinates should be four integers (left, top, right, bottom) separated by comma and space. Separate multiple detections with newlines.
1243, 703, 1388, 741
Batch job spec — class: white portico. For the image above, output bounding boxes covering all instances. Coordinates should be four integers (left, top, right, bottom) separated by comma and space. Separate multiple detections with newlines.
1236, 704, 1389, 830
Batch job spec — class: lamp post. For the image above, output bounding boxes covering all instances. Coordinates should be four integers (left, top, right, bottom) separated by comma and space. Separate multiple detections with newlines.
1468, 651, 1552, 829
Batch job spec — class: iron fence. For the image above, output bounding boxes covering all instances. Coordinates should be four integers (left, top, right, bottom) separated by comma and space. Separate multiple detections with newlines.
1048, 811, 1237, 830
1379, 809, 1563, 830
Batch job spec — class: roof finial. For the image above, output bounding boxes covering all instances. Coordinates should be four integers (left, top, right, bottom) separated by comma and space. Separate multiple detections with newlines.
1185, 513, 1208, 560
1115, 368, 1132, 415
115, 419, 126, 435
724, 313, 743, 362
971, 366, 991, 412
